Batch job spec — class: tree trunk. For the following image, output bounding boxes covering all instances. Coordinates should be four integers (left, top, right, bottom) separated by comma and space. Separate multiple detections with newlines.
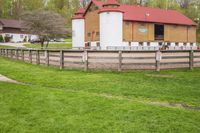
46, 41, 49, 49
41, 39, 44, 49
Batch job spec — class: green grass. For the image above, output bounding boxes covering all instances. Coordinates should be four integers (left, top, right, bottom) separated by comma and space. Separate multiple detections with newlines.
0, 57, 200, 132
24, 43, 72, 48
65, 38, 72, 42
0, 45, 14, 48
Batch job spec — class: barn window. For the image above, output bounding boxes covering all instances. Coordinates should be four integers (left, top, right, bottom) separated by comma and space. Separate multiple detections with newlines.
129, 42, 131, 46
155, 24, 164, 40
159, 42, 163, 46
85, 42, 91, 47
175, 42, 179, 46
97, 42, 100, 47
139, 42, 143, 46
87, 33, 91, 37
125, 22, 129, 26
96, 32, 99, 36
95, 6, 98, 10
140, 23, 145, 26
5, 34, 10, 37
183, 43, 187, 46
147, 42, 150, 46
190, 43, 193, 46
167, 42, 171, 46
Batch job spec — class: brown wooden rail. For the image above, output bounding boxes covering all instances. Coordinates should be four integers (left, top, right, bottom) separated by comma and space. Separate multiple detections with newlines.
1, 48, 200, 71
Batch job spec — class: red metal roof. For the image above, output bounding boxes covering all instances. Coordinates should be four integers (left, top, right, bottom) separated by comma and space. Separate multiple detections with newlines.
120, 4, 196, 26
76, 0, 196, 26
72, 8, 85, 20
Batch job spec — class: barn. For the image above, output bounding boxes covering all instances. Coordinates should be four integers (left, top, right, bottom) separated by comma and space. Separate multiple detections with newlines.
72, 0, 197, 50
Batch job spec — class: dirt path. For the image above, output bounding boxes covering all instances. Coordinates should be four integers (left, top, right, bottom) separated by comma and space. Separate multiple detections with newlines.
0, 74, 21, 84
91, 93, 200, 111
0, 43, 26, 48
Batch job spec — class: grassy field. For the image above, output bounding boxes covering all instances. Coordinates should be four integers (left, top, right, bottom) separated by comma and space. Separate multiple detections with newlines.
65, 38, 72, 42
0, 45, 14, 48
0, 57, 200, 132
24, 43, 72, 48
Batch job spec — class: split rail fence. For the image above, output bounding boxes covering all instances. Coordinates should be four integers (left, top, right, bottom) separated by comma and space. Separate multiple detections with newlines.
1, 48, 200, 71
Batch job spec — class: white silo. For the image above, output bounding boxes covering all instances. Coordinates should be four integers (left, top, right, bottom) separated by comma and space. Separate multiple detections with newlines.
99, 0, 124, 49
72, 8, 85, 48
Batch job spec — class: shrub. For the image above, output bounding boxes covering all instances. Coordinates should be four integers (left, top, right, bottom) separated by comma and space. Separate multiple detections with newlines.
0, 35, 4, 42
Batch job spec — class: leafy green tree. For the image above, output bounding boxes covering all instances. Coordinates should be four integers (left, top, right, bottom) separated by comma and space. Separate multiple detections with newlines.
0, 0, 12, 18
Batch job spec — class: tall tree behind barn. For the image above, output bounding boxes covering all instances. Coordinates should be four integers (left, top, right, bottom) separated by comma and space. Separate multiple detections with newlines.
21, 10, 67, 48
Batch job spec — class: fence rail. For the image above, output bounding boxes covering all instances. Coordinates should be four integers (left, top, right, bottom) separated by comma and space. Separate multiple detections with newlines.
1, 48, 200, 71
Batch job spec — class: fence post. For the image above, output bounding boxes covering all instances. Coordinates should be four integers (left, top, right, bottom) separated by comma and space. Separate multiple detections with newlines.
29, 50, 32, 63
1, 49, 3, 56
2, 49, 4, 56
5, 49, 8, 57
118, 51, 122, 72
60, 50, 64, 69
189, 50, 194, 70
16, 49, 19, 60
84, 50, 88, 71
45, 50, 49, 66
36, 50, 40, 65
156, 50, 162, 72
21, 49, 24, 61
11, 49, 13, 58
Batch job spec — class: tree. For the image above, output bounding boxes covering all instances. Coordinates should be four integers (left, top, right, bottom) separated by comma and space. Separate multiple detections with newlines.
0, 0, 12, 18
0, 35, 4, 42
21, 10, 67, 48
79, 0, 91, 7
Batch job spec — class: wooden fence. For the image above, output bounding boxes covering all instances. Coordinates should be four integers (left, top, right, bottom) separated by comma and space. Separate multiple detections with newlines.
1, 48, 200, 71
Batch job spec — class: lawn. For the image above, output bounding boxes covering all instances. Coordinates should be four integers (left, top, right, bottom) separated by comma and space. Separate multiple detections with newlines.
65, 38, 72, 42
0, 57, 200, 132
24, 43, 72, 49
0, 45, 14, 48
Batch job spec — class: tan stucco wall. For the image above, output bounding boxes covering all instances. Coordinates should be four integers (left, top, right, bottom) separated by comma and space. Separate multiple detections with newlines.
123, 21, 155, 42
188, 26, 196, 43
123, 21, 196, 43
165, 24, 187, 42
84, 3, 100, 42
